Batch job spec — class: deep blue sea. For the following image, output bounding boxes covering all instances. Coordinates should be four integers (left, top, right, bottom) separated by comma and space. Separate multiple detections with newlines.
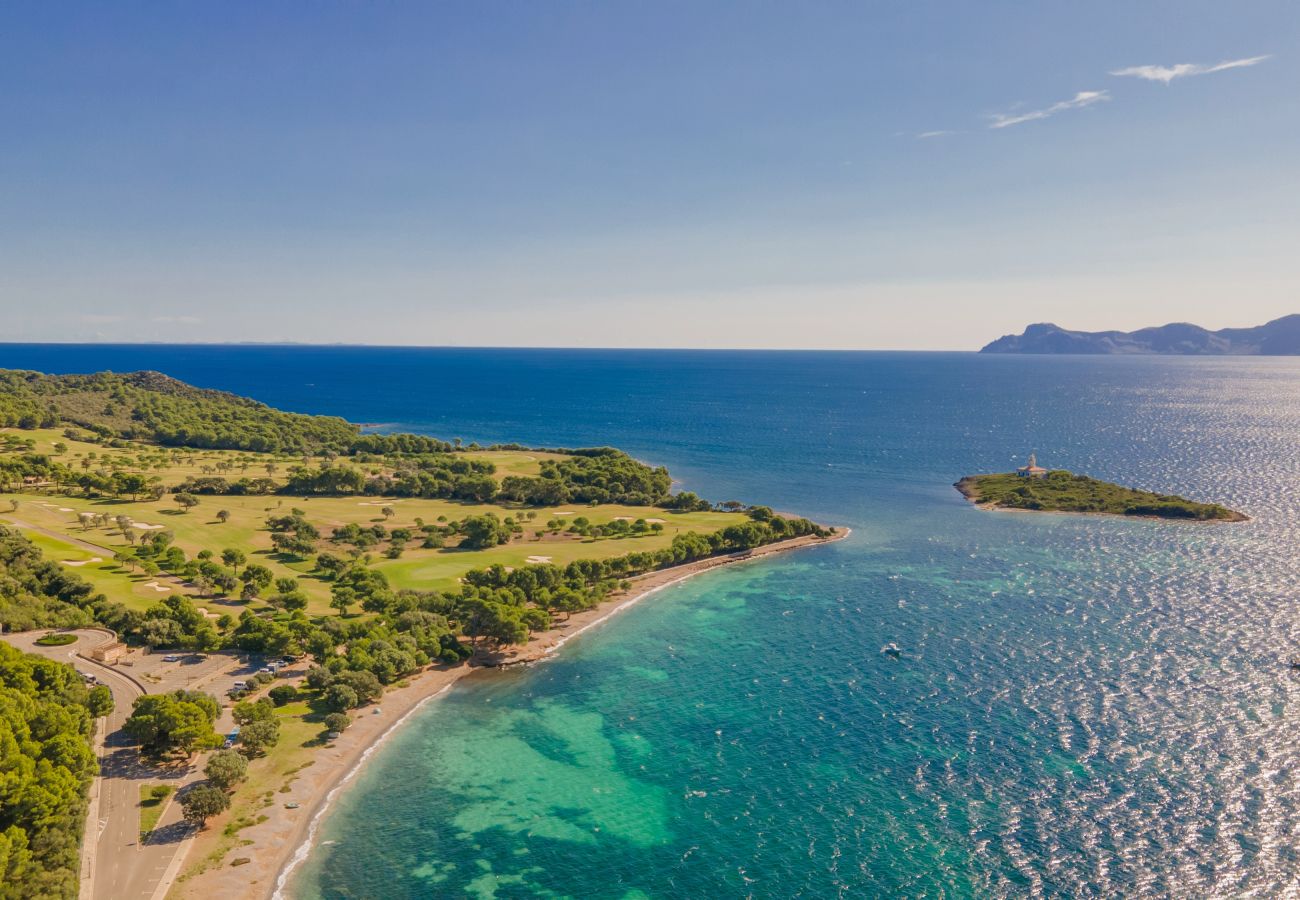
6, 344, 1300, 898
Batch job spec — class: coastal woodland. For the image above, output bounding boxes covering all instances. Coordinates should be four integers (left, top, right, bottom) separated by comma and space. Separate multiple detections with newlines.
0, 641, 104, 899
0, 366, 833, 891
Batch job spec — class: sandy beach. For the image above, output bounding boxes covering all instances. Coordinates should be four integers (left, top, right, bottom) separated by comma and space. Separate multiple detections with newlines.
167, 527, 847, 900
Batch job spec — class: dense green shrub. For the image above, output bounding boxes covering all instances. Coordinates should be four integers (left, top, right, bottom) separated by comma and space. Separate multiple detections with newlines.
0, 643, 98, 898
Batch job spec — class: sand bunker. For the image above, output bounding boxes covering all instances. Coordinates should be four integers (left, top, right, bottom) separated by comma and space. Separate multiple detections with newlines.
525, 555, 553, 564
62, 557, 103, 567
143, 581, 172, 593
131, 522, 165, 530
613, 516, 666, 524
58, 507, 74, 512
552, 511, 574, 516
357, 500, 408, 507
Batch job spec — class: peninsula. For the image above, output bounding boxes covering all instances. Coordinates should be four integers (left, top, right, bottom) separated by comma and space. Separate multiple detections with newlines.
981, 314, 1300, 355
955, 463, 1246, 521
0, 368, 843, 900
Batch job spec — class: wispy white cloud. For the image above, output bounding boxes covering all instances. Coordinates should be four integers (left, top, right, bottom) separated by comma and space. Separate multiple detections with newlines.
988, 90, 1109, 129
915, 130, 955, 139
1110, 55, 1270, 85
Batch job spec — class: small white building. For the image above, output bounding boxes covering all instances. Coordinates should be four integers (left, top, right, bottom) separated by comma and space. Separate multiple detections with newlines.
1016, 453, 1047, 478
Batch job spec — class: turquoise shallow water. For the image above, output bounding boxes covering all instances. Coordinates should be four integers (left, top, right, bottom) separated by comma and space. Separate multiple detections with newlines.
5, 346, 1300, 897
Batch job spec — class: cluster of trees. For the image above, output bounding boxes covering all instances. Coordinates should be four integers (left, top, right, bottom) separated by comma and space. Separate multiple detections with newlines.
458, 514, 512, 550
230, 698, 281, 755
121, 686, 283, 824
0, 372, 59, 428
276, 448, 673, 508
136, 596, 222, 651
0, 450, 165, 500
122, 689, 221, 756
135, 694, 280, 829
562, 515, 665, 539
327, 513, 517, 558
350, 433, 453, 455
446, 510, 832, 644
495, 449, 678, 506
180, 750, 246, 826
279, 457, 501, 503
661, 490, 714, 512
0, 452, 59, 491
266, 510, 320, 557
0, 644, 105, 898
169, 700, 280, 826
173, 475, 279, 495
359, 453, 495, 496
0, 369, 361, 453
0, 526, 101, 632
532, 448, 673, 505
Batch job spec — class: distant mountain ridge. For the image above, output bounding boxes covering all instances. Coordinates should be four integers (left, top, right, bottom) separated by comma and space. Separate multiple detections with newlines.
981, 315, 1300, 355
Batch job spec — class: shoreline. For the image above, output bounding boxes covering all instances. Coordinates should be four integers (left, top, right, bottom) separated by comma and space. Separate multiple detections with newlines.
173, 526, 849, 900
953, 476, 1249, 522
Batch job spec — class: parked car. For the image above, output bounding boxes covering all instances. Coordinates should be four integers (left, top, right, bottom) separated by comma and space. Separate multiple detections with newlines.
161, 655, 180, 662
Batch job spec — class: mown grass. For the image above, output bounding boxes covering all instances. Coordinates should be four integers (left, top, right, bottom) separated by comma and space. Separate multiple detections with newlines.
139, 784, 172, 840
19, 529, 167, 612
2, 425, 749, 615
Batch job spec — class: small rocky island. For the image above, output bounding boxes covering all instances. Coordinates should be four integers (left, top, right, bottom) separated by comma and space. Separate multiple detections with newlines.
956, 455, 1247, 521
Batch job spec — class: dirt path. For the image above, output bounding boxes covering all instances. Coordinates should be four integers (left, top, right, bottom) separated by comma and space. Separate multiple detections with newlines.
1, 514, 120, 555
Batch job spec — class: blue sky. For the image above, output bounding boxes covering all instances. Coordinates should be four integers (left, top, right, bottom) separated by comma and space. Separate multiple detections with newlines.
1, 2, 1295, 349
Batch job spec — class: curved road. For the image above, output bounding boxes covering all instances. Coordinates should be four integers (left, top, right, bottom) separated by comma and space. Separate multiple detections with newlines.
2, 629, 196, 900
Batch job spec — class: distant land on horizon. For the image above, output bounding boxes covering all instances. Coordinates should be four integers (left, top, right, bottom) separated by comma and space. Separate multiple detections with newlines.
982, 315, 1300, 355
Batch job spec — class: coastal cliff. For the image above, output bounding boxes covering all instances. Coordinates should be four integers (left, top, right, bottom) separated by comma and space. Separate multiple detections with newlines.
981, 314, 1300, 355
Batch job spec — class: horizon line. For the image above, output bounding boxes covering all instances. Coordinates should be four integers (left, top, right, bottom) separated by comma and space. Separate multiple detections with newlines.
0, 340, 979, 353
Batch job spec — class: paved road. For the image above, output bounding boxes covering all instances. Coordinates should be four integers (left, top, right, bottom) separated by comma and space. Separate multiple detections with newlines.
1, 630, 198, 900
